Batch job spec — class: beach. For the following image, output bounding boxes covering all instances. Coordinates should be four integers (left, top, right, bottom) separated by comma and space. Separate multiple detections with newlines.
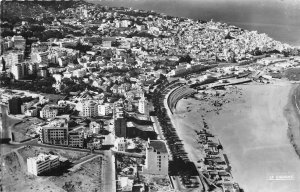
169, 82, 300, 192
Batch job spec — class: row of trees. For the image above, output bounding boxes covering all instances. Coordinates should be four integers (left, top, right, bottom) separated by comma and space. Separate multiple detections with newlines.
0, 76, 56, 94
151, 79, 199, 178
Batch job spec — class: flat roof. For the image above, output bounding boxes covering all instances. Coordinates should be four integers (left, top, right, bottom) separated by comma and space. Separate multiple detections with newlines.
149, 140, 167, 153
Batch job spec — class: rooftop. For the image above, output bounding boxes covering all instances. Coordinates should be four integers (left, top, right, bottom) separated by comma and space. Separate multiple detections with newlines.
149, 140, 168, 153
28, 153, 59, 163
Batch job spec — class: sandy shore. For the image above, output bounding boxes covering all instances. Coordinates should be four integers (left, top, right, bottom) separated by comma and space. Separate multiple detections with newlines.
170, 81, 300, 192
286, 84, 300, 157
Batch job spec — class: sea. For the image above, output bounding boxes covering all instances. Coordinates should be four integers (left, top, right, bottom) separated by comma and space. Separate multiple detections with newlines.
88, 0, 300, 47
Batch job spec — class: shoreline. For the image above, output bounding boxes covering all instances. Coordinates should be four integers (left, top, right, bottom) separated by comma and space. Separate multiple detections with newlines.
170, 81, 300, 192
285, 83, 300, 159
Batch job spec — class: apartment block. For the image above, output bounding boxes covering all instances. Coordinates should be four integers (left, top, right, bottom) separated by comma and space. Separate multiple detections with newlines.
27, 153, 60, 176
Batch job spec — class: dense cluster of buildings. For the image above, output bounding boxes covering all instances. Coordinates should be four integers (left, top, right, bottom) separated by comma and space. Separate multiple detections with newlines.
1, 1, 300, 191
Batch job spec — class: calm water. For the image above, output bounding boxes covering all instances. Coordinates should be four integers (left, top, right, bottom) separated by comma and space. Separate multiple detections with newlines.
89, 0, 300, 47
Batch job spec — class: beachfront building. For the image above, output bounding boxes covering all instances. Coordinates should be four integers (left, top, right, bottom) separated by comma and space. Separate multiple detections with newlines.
143, 140, 168, 175
27, 153, 60, 176
138, 95, 149, 115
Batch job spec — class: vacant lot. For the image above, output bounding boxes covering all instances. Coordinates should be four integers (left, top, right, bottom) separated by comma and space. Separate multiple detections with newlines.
1, 146, 101, 192
11, 117, 44, 142
18, 146, 89, 163
50, 157, 102, 192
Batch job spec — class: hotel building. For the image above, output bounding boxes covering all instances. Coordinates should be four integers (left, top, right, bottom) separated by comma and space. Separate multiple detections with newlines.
143, 140, 168, 175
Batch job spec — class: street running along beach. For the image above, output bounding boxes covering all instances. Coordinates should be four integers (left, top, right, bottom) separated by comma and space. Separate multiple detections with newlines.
171, 81, 300, 192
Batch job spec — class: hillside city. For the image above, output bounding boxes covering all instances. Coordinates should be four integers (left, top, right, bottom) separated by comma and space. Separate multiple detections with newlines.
1, 1, 300, 192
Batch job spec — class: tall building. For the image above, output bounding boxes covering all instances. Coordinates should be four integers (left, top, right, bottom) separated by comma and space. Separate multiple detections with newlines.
114, 113, 127, 137
42, 119, 68, 146
8, 97, 22, 114
143, 140, 168, 175
138, 95, 149, 115
11, 62, 28, 80
82, 100, 98, 117
114, 102, 127, 137
3, 51, 24, 67
11, 63, 23, 80
27, 153, 60, 176
2, 57, 6, 71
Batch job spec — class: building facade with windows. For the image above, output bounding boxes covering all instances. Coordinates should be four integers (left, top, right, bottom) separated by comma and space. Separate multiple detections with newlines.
40, 105, 58, 119
41, 119, 68, 146
68, 132, 84, 148
27, 153, 60, 176
143, 140, 168, 175
81, 100, 98, 117
114, 137, 127, 152
138, 95, 149, 115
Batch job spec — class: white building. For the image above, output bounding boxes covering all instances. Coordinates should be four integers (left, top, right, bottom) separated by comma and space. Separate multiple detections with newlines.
2, 51, 24, 67
114, 137, 127, 152
25, 108, 38, 117
98, 103, 111, 116
53, 74, 62, 83
143, 140, 168, 175
11, 63, 25, 80
72, 69, 86, 78
138, 95, 149, 115
40, 105, 58, 119
31, 51, 49, 64
27, 153, 60, 176
81, 100, 98, 117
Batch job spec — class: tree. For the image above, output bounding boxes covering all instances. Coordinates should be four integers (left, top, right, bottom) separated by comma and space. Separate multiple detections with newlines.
1, 30, 15, 38
179, 55, 192, 63
2, 58, 6, 71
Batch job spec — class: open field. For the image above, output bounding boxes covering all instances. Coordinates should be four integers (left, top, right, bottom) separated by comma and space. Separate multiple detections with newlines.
172, 81, 300, 192
1, 146, 100, 192
0, 105, 22, 142
11, 117, 44, 142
